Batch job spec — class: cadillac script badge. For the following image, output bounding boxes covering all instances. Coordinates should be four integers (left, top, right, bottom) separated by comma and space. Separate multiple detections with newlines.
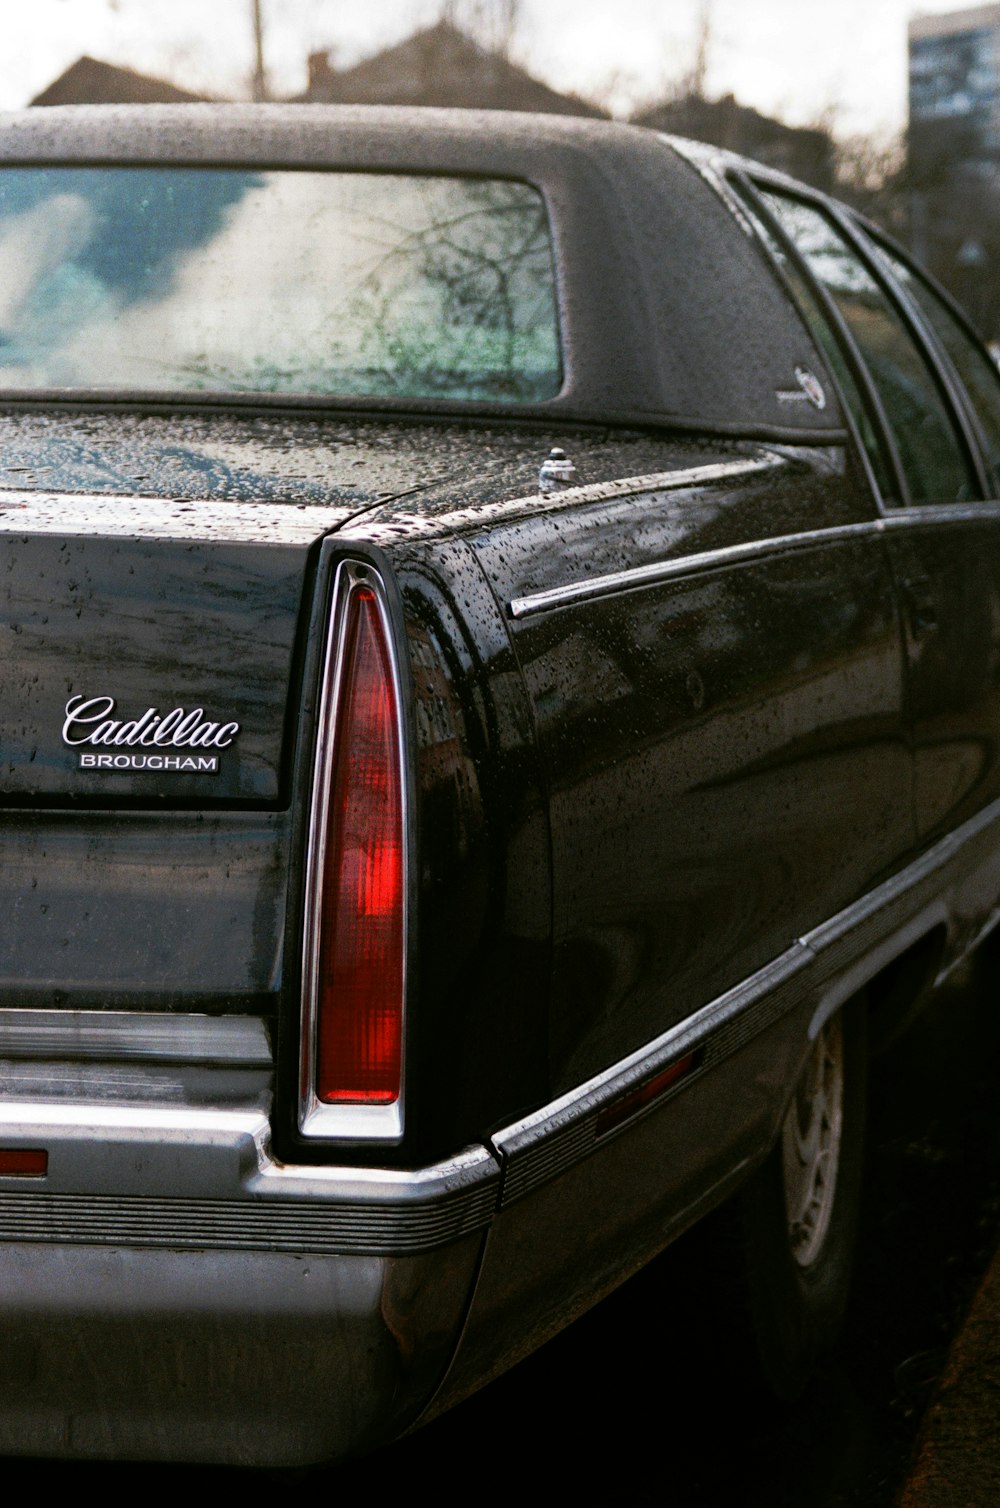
63, 694, 241, 774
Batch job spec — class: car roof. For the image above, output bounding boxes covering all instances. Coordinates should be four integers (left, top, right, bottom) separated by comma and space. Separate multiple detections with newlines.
0, 104, 845, 438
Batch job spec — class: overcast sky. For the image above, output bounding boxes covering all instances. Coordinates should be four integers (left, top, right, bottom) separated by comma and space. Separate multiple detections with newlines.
5, 0, 990, 139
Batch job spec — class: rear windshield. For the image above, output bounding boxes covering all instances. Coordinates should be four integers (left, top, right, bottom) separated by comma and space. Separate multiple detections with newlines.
0, 167, 562, 403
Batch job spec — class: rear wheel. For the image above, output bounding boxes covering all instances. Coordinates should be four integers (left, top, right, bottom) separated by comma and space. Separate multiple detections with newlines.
740, 999, 868, 1399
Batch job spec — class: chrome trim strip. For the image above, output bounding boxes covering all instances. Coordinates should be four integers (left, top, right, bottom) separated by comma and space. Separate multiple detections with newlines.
801, 789, 1000, 988
492, 944, 814, 1207
0, 489, 341, 543
299, 560, 409, 1142
490, 793, 1000, 1207
509, 518, 884, 620
4, 799, 999, 1246
880, 502, 1000, 529
417, 454, 785, 539
0, 1010, 272, 1065
508, 502, 1000, 622
0, 1186, 495, 1255
0, 1110, 500, 1254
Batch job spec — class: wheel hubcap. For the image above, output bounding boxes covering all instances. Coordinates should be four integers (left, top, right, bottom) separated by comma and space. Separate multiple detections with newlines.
781, 1013, 844, 1268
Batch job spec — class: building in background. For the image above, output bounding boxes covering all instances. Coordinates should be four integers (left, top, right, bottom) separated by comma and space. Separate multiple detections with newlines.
299, 20, 605, 117
633, 92, 835, 192
30, 56, 211, 106
31, 21, 602, 118
909, 4, 1000, 338
28, 13, 1000, 342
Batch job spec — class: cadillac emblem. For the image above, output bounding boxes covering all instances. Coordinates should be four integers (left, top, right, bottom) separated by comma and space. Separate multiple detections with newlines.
63, 694, 240, 774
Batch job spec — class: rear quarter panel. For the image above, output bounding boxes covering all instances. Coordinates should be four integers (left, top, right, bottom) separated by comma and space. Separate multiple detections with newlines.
467, 441, 912, 1094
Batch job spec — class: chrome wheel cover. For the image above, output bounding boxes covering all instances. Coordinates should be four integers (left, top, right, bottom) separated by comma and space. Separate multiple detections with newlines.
781, 1014, 844, 1269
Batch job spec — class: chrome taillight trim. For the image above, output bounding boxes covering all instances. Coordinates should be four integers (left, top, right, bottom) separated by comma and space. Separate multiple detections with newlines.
299, 560, 408, 1142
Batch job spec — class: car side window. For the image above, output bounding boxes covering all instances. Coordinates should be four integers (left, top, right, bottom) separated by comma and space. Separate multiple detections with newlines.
876, 245, 1000, 493
739, 195, 897, 500
759, 190, 980, 507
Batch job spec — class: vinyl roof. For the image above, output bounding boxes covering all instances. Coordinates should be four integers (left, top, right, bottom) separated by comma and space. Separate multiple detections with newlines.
0, 104, 844, 437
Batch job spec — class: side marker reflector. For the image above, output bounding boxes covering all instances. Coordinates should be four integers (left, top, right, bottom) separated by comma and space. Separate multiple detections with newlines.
595, 1053, 697, 1138
0, 1148, 48, 1177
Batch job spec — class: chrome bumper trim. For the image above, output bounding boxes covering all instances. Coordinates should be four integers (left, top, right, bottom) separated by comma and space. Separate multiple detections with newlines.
0, 1010, 272, 1065
4, 799, 999, 1250
0, 1179, 498, 1255
0, 1106, 501, 1255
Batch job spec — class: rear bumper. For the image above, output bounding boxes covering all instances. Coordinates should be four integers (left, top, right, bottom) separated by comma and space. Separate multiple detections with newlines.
0, 1241, 479, 1466
0, 1100, 498, 1466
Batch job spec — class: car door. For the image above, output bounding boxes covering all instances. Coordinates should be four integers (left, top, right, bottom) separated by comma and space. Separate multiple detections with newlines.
471, 434, 912, 1098
748, 183, 1000, 850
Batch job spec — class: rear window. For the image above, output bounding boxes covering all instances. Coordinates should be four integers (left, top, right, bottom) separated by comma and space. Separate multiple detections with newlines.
0, 168, 562, 403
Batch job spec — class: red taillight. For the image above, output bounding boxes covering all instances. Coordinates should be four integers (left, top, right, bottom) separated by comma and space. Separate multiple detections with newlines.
313, 582, 404, 1106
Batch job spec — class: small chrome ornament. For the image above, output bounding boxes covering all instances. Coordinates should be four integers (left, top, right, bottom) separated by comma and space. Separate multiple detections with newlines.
539, 446, 577, 493
776, 367, 827, 412
794, 366, 827, 410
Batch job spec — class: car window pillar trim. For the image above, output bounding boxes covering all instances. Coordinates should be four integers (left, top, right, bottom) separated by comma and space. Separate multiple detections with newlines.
822, 198, 993, 503
731, 169, 912, 513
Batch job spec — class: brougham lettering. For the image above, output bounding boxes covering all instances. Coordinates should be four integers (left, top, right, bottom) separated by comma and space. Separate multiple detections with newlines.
76, 751, 220, 774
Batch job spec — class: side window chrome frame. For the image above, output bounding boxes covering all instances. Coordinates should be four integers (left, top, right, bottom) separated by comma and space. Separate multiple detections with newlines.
859, 221, 1000, 496
727, 167, 911, 513
731, 167, 996, 510
820, 198, 992, 505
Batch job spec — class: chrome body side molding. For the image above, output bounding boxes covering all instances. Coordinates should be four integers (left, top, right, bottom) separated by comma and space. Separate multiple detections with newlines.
509, 503, 1000, 620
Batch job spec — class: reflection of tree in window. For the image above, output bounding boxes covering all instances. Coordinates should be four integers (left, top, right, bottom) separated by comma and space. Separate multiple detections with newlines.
350, 181, 561, 402
0, 170, 561, 403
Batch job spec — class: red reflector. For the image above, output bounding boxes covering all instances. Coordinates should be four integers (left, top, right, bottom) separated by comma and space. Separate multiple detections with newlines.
595, 1053, 696, 1138
315, 585, 404, 1105
0, 1148, 48, 1177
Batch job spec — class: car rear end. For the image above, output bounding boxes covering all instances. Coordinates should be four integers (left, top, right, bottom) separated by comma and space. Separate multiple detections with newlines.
0, 475, 514, 1462
0, 102, 860, 1464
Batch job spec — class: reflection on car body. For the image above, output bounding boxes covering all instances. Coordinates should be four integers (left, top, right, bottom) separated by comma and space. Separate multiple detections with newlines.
0, 103, 999, 1465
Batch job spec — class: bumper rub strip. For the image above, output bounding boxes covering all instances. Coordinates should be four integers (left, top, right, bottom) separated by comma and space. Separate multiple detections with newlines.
0, 1179, 499, 1256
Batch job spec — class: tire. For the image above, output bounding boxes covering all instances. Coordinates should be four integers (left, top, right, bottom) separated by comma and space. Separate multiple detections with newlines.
739, 997, 868, 1400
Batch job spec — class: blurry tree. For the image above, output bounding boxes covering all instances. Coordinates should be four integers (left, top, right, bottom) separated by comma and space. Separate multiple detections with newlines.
250, 0, 268, 102
438, 0, 522, 58
832, 130, 908, 233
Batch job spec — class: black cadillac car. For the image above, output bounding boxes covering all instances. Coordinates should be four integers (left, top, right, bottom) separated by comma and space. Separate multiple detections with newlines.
0, 103, 998, 1467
